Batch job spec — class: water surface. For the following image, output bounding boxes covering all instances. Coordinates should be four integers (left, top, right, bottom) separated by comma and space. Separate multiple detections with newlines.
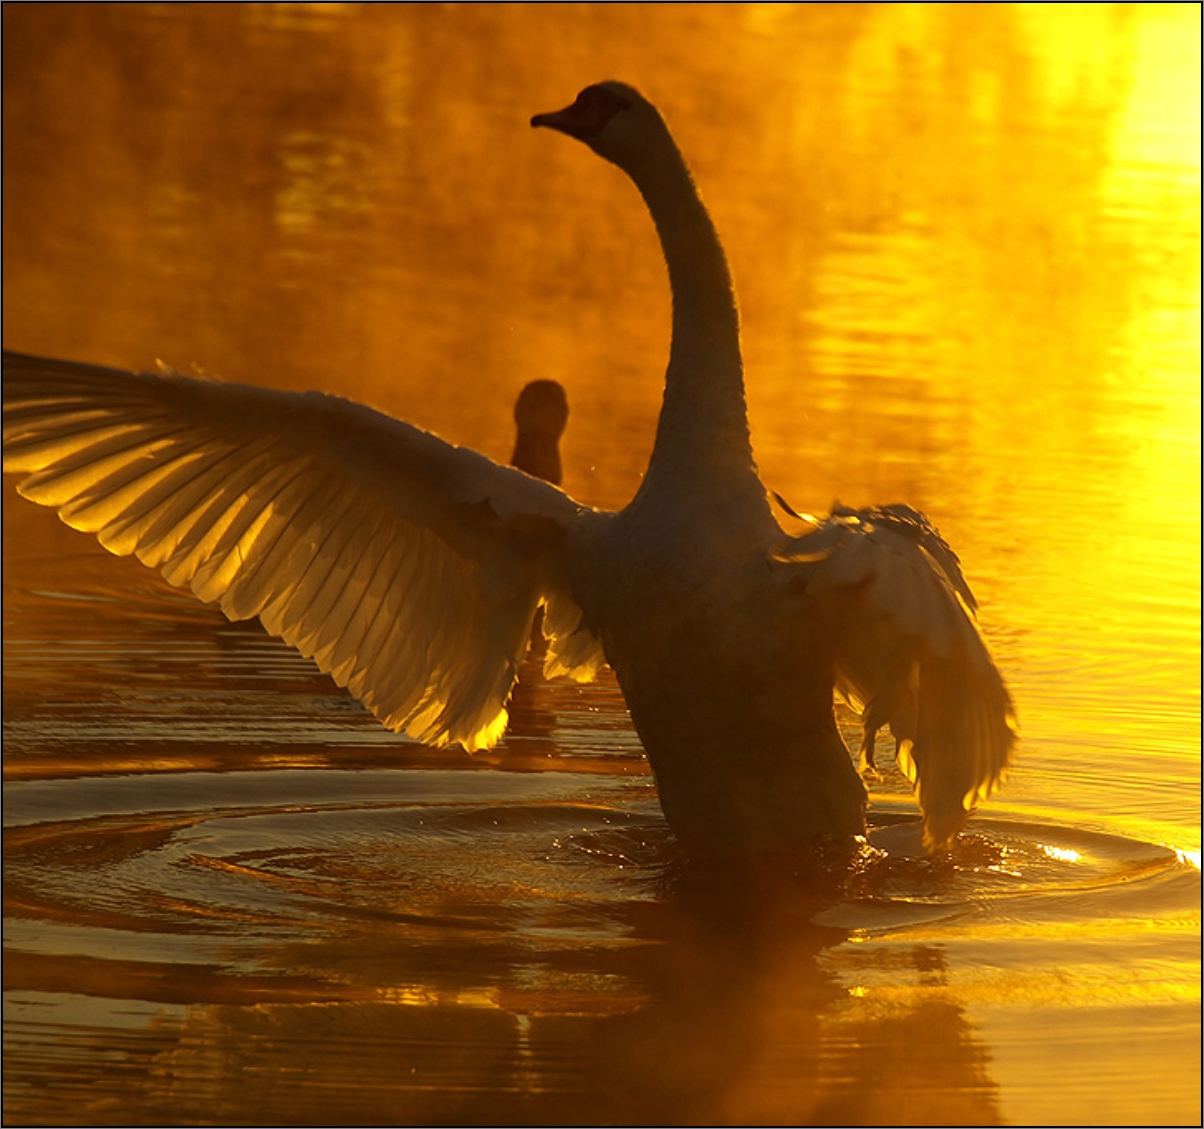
3, 4, 1199, 1125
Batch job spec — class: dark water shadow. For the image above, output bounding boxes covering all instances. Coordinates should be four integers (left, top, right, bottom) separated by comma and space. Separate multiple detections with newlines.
4, 800, 1011, 1126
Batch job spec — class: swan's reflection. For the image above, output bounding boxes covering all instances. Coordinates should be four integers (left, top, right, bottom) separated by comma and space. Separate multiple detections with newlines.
3, 845, 1002, 1126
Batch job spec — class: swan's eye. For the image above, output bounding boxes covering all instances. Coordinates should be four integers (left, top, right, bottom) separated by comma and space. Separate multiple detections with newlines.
565, 85, 630, 134
577, 85, 631, 118
533, 85, 631, 140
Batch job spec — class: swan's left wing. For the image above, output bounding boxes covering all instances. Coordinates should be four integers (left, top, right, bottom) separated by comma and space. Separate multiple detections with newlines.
2, 350, 605, 750
775, 504, 1016, 850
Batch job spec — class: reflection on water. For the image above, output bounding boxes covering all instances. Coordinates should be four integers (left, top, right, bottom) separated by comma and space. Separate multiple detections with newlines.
4, 752, 1197, 1126
3, 3, 1200, 1126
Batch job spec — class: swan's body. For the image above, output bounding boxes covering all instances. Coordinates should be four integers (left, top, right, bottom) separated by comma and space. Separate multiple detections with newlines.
2, 83, 1014, 858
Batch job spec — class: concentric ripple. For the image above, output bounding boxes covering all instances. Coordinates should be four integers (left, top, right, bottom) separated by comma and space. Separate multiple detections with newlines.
5, 768, 1197, 1008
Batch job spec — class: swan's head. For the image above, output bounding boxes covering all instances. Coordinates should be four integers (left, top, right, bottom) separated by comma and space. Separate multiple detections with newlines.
510, 380, 568, 484
513, 379, 568, 442
531, 82, 670, 171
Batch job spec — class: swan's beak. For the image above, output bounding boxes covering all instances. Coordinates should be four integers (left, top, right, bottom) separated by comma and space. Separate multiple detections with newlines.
530, 103, 595, 140
531, 85, 630, 140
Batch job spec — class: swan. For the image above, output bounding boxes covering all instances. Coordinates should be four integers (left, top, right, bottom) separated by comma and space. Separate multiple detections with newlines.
510, 379, 568, 485
1, 82, 1015, 858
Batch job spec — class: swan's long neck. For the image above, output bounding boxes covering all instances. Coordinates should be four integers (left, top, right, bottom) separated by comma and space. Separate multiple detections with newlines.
625, 134, 761, 497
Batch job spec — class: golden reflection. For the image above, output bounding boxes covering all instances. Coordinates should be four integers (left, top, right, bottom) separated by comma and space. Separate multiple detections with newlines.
2, 4, 1200, 1126
1098, 5, 1200, 177
2, 887, 1014, 1126
1039, 843, 1082, 864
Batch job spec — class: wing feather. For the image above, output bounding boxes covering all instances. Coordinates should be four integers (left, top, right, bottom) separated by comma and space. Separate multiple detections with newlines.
3, 350, 603, 750
777, 504, 1016, 850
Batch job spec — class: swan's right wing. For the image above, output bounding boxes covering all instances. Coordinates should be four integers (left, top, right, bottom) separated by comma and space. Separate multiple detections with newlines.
776, 504, 1016, 850
3, 350, 605, 750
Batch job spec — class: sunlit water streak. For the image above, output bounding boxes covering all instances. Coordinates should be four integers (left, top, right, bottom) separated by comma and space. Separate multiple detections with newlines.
3, 4, 1199, 1126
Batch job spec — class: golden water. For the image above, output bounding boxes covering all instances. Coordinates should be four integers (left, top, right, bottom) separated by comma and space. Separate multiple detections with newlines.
3, 4, 1199, 1125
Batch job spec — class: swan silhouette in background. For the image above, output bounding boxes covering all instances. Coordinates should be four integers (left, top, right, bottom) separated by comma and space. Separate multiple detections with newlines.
510, 379, 569, 486
2, 83, 1015, 859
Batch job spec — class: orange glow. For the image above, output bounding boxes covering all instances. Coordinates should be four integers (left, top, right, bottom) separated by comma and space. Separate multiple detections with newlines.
2, 5, 1199, 1127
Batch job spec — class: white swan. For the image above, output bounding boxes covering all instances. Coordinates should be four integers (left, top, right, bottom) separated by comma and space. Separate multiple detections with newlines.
2, 82, 1014, 858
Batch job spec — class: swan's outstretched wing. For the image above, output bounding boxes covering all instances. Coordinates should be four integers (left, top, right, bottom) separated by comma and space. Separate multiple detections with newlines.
2, 350, 605, 749
776, 504, 1016, 850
